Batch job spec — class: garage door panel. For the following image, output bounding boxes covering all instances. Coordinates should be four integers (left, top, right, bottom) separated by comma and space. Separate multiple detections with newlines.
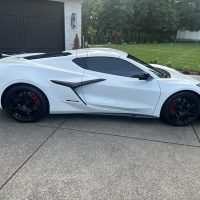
24, 18, 64, 51
0, 0, 22, 16
0, 0, 65, 53
0, 15, 24, 50
22, 0, 64, 19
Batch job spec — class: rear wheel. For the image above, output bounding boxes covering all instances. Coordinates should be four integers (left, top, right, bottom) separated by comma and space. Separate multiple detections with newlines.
4, 85, 48, 122
161, 92, 200, 126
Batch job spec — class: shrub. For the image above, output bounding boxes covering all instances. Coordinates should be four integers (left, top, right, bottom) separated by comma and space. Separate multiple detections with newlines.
87, 26, 97, 45
105, 32, 112, 43
90, 29, 175, 44
112, 31, 123, 44
167, 62, 172, 68
150, 59, 158, 64
72, 34, 80, 49
198, 65, 200, 74
96, 31, 106, 44
126, 31, 132, 43
182, 65, 190, 74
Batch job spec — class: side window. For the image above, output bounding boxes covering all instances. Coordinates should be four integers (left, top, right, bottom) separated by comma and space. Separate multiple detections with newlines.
86, 57, 144, 77
73, 58, 87, 69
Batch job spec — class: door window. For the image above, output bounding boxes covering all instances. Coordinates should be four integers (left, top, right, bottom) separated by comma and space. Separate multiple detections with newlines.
87, 57, 144, 77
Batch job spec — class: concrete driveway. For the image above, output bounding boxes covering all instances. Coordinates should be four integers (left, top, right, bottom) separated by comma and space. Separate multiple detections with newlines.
0, 111, 200, 200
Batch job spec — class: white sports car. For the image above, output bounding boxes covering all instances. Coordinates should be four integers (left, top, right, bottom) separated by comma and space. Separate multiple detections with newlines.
0, 48, 200, 126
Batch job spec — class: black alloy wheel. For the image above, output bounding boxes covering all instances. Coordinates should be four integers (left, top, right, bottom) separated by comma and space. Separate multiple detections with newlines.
4, 85, 48, 122
161, 92, 200, 126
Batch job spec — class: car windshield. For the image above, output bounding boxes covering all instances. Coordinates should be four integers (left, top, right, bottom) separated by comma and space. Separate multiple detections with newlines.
127, 54, 170, 78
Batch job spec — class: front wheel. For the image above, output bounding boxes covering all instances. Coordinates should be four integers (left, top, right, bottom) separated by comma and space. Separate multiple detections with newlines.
161, 92, 200, 126
4, 85, 48, 122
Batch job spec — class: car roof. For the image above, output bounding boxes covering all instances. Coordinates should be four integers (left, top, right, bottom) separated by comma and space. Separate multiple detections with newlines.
76, 48, 128, 58
0, 48, 127, 61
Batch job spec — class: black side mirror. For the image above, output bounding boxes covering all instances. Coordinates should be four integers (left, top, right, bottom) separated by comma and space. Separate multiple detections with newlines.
131, 73, 152, 81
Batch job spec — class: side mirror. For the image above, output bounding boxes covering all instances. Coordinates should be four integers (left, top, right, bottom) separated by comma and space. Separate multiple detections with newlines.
131, 73, 152, 81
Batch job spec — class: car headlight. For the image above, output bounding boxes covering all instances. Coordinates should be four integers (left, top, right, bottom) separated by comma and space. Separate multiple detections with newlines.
197, 83, 200, 87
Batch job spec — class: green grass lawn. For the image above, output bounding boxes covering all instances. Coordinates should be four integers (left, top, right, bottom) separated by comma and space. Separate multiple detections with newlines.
104, 43, 200, 72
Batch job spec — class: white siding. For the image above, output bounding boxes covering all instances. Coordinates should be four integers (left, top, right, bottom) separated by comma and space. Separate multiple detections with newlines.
51, 0, 82, 50
64, 0, 82, 50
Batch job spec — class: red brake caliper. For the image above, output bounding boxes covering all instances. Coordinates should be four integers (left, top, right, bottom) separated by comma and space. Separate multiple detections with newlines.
32, 94, 41, 108
170, 101, 176, 115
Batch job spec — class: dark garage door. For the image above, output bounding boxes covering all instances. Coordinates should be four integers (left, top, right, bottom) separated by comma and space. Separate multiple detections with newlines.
0, 0, 65, 53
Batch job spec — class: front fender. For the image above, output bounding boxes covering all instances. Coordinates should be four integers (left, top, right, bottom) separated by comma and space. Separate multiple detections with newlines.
154, 80, 200, 117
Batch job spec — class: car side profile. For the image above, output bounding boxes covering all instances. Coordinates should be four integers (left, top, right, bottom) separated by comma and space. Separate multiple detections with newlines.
0, 48, 200, 126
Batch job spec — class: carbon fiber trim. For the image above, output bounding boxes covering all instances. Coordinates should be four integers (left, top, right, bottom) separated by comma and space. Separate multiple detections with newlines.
51, 78, 106, 105
51, 79, 106, 89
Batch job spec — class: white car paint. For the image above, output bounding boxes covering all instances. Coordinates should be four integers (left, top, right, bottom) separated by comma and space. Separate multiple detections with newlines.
0, 48, 200, 119
81, 69, 160, 115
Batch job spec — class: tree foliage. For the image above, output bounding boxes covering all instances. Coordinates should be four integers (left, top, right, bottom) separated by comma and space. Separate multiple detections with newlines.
177, 0, 200, 31
82, 0, 200, 44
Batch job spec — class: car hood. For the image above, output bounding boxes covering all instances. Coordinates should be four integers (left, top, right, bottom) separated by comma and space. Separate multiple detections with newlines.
151, 64, 200, 84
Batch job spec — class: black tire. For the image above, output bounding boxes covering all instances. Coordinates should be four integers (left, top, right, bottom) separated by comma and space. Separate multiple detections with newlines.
4, 85, 48, 122
161, 92, 200, 126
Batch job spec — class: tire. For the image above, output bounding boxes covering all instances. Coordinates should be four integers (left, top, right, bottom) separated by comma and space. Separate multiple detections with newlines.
161, 92, 200, 126
4, 85, 48, 122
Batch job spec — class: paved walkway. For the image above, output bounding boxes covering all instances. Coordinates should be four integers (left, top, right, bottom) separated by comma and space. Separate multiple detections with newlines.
0, 111, 200, 200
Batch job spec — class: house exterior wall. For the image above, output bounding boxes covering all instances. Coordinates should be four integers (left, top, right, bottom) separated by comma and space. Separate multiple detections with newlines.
52, 0, 82, 50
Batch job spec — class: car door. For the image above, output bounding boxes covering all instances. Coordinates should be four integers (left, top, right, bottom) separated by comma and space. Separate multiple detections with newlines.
78, 56, 161, 115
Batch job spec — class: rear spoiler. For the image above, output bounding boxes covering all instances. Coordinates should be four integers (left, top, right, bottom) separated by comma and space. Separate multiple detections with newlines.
0, 51, 25, 59
0, 53, 9, 59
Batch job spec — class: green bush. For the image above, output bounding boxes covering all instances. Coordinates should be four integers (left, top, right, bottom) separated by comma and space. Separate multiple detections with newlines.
182, 65, 190, 74
112, 31, 123, 44
96, 31, 106, 44
92, 30, 175, 44
198, 65, 200, 74
167, 62, 172, 67
150, 59, 158, 64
